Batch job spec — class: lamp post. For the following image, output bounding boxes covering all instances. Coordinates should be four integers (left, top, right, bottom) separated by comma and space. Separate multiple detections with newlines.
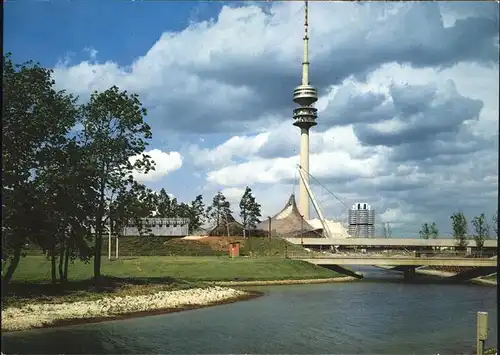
301, 215, 304, 245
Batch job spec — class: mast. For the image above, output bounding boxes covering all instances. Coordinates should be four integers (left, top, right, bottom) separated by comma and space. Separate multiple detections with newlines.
293, 0, 318, 221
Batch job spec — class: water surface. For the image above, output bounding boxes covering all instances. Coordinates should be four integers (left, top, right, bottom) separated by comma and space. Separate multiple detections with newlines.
2, 267, 497, 354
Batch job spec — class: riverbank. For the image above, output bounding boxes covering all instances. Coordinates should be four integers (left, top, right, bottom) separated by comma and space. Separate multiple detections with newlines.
214, 276, 358, 286
2, 255, 359, 331
415, 268, 497, 286
374, 265, 497, 286
3, 277, 496, 355
2, 286, 261, 332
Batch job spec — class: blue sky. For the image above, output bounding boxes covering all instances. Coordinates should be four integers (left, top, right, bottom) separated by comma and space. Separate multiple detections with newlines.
5, 1, 225, 66
5, 0, 229, 205
5, 1, 499, 236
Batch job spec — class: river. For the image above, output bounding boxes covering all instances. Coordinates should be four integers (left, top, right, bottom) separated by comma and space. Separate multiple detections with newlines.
2, 267, 497, 354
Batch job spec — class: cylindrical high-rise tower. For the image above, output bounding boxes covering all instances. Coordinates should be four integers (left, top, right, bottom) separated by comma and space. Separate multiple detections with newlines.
348, 202, 376, 238
294, 0, 318, 221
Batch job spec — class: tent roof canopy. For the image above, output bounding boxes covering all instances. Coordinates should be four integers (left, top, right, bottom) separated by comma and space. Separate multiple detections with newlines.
254, 194, 321, 237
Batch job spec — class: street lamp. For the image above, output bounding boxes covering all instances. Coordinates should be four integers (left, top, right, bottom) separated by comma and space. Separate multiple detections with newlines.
301, 214, 304, 245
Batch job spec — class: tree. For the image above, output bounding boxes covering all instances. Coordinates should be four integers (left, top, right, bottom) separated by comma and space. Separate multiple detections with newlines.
79, 85, 154, 281
206, 192, 233, 236
34, 138, 96, 285
239, 187, 262, 237
155, 189, 173, 217
493, 211, 498, 239
188, 195, 206, 233
419, 223, 431, 239
429, 222, 439, 239
111, 182, 158, 237
382, 222, 392, 238
450, 212, 468, 249
151, 191, 204, 233
2, 53, 79, 286
472, 213, 489, 253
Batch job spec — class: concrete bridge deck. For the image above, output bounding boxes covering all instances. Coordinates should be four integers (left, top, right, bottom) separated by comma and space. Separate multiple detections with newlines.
286, 237, 498, 249
295, 256, 498, 267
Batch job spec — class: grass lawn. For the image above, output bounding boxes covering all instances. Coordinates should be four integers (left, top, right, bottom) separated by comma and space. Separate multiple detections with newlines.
3, 256, 342, 307
23, 237, 317, 258
11, 255, 341, 283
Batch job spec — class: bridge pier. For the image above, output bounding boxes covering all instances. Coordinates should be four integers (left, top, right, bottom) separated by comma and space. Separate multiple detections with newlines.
403, 266, 416, 281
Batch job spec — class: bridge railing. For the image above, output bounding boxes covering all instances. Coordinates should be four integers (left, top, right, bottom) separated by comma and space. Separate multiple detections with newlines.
284, 249, 497, 260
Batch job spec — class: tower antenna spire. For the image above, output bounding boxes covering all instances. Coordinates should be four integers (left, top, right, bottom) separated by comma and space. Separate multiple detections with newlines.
302, 0, 309, 86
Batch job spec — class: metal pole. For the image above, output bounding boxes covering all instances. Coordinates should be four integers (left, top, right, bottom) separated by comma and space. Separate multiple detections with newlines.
115, 236, 119, 259
108, 220, 112, 261
297, 166, 333, 239
477, 311, 488, 355
301, 215, 304, 245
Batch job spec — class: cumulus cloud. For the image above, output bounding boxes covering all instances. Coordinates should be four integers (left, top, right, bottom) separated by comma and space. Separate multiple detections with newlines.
189, 133, 268, 168
198, 61, 498, 235
52, 1, 498, 135
47, 1, 498, 236
129, 149, 183, 182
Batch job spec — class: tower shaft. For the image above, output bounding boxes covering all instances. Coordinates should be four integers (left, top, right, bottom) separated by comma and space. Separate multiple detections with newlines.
299, 127, 310, 220
293, 0, 317, 221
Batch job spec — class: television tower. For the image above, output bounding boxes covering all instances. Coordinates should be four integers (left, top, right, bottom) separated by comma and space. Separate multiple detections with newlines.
293, 0, 318, 221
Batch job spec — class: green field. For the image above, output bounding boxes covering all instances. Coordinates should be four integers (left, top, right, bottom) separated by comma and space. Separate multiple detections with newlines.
99, 236, 314, 257
11, 255, 340, 283
4, 238, 339, 307
24, 236, 316, 258
2, 255, 343, 307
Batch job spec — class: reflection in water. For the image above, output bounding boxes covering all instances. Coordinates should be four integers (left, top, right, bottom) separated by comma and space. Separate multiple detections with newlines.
2, 267, 497, 355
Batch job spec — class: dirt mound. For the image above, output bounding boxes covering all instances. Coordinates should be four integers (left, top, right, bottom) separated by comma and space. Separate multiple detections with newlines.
196, 236, 245, 252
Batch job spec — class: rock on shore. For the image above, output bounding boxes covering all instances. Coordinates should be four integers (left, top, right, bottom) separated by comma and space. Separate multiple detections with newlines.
2, 286, 248, 332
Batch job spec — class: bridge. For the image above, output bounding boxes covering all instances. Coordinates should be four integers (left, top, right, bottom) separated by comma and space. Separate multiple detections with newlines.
293, 256, 497, 267
287, 252, 497, 280
286, 237, 498, 250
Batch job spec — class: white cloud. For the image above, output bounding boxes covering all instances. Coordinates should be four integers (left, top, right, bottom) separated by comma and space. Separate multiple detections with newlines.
189, 133, 268, 168
129, 149, 183, 182
199, 60, 497, 235
52, 2, 498, 134
45, 1, 498, 236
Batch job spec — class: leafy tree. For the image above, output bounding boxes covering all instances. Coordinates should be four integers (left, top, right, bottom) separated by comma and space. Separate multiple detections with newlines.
472, 213, 489, 252
153, 189, 205, 233
2, 53, 78, 286
450, 211, 468, 249
34, 139, 96, 285
382, 223, 392, 238
155, 189, 173, 217
419, 223, 431, 239
170, 198, 181, 217
493, 212, 498, 239
178, 202, 191, 218
111, 182, 157, 237
239, 187, 262, 237
429, 222, 439, 239
206, 192, 233, 236
188, 195, 206, 233
79, 85, 154, 281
